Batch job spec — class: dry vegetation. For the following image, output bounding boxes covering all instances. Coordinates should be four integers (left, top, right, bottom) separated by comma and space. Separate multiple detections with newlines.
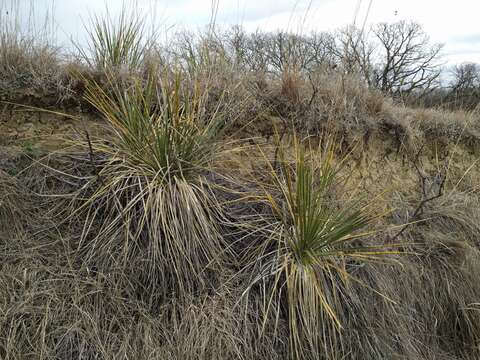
1, 5, 480, 360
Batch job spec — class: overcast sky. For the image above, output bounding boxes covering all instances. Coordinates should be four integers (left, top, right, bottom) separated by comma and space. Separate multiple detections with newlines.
3, 0, 480, 66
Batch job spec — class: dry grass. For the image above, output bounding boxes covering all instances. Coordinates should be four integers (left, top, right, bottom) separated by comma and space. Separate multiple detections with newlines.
0, 170, 26, 234
0, 30, 62, 103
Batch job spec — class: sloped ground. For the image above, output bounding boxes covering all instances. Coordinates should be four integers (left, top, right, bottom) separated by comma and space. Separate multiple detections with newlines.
1, 97, 480, 359
2, 7, 480, 355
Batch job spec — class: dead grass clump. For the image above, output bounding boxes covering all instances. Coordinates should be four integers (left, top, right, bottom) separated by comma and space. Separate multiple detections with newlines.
383, 176, 480, 358
0, 30, 62, 104
311, 73, 383, 127
0, 0, 68, 107
412, 108, 480, 150
154, 291, 285, 360
0, 255, 282, 360
0, 261, 167, 360
244, 69, 414, 150
381, 239, 480, 359
280, 68, 303, 105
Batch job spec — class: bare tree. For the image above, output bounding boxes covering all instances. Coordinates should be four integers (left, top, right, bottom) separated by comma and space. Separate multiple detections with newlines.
236, 30, 270, 72
307, 32, 337, 70
258, 31, 335, 73
330, 25, 376, 85
450, 63, 480, 91
447, 62, 480, 109
372, 21, 443, 97
220, 28, 337, 74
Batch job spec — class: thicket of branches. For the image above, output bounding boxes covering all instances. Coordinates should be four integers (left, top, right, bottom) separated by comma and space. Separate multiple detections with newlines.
167, 21, 478, 111
168, 21, 444, 99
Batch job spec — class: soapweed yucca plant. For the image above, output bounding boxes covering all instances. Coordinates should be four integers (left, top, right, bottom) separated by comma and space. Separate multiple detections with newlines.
74, 72, 228, 299
80, 8, 149, 72
247, 137, 392, 359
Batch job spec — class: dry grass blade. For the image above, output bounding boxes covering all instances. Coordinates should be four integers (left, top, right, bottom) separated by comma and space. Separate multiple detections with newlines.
0, 170, 27, 234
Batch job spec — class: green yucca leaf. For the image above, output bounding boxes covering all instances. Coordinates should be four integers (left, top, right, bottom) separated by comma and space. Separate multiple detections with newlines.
83, 71, 225, 182
268, 140, 377, 266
